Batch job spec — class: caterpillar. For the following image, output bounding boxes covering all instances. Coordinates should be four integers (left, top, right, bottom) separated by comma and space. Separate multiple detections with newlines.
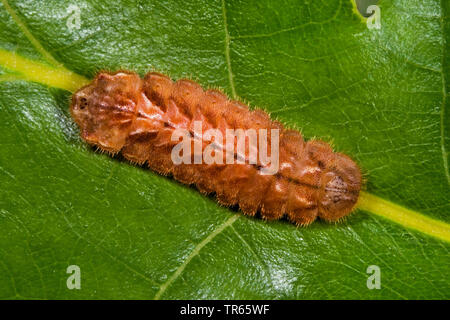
70, 71, 362, 226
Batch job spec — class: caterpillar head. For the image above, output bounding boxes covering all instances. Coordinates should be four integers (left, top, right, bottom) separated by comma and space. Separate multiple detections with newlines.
318, 152, 362, 222
306, 140, 362, 222
70, 71, 142, 153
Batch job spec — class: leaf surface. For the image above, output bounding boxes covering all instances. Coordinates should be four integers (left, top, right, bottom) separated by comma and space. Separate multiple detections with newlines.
0, 0, 449, 299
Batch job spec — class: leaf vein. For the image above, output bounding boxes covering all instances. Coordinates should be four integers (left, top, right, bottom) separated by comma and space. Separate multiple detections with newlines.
153, 215, 239, 300
221, 0, 236, 98
0, 0, 62, 67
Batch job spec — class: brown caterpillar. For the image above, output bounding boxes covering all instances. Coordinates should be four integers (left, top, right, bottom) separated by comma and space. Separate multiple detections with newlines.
70, 71, 362, 226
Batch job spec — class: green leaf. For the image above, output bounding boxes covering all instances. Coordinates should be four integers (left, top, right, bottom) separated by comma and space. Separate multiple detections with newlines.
0, 0, 449, 299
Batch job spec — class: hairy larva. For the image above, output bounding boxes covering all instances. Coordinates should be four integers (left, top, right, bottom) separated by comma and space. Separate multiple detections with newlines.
70, 71, 362, 226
